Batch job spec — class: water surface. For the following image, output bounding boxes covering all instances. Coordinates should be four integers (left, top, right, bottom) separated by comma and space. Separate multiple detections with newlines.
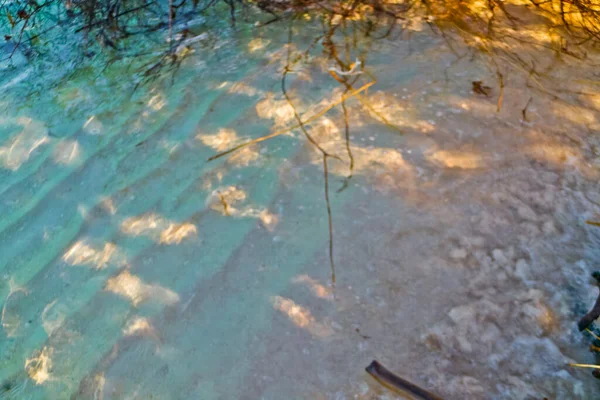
1, 13, 600, 399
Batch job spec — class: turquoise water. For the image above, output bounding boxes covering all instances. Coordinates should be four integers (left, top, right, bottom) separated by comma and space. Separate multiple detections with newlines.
2, 13, 600, 399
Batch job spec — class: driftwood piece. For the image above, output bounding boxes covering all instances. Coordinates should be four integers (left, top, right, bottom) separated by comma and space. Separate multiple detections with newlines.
365, 360, 443, 400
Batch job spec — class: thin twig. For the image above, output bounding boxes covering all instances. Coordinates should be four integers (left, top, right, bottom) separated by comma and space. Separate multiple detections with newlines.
366, 360, 444, 400
338, 94, 354, 193
323, 155, 335, 286
281, 69, 339, 159
586, 328, 600, 341
329, 67, 402, 134
217, 191, 230, 216
8, 17, 29, 60
206, 80, 375, 161
568, 363, 600, 370
496, 69, 504, 112
521, 96, 533, 124
282, 21, 336, 285
169, 0, 173, 43
74, 2, 155, 32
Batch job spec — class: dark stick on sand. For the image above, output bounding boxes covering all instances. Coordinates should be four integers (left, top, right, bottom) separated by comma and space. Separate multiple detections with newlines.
578, 272, 600, 331
365, 360, 443, 400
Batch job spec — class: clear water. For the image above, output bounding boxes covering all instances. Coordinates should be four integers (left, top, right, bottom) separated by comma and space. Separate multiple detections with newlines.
1, 12, 600, 400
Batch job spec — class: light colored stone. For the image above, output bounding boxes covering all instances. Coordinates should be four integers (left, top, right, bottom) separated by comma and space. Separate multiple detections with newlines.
492, 249, 509, 265
449, 304, 475, 324
542, 220, 556, 235
450, 248, 468, 260
515, 259, 530, 281
456, 335, 473, 353
518, 205, 538, 221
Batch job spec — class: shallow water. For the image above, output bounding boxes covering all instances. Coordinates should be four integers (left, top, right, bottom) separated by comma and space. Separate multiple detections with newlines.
1, 12, 600, 400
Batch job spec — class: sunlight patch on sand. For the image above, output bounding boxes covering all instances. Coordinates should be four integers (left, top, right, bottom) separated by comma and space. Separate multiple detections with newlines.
206, 186, 279, 230
159, 223, 198, 245
63, 240, 127, 269
92, 373, 106, 400
197, 128, 262, 166
52, 139, 81, 165
121, 214, 197, 244
293, 275, 332, 300
25, 346, 54, 385
147, 93, 167, 111
83, 115, 103, 135
258, 209, 279, 231
304, 116, 416, 180
271, 296, 333, 338
256, 93, 296, 127
428, 150, 483, 169
0, 117, 49, 170
197, 128, 240, 152
41, 300, 67, 337
551, 102, 598, 126
522, 130, 583, 169
525, 142, 579, 165
123, 317, 153, 337
363, 94, 409, 125
205, 186, 247, 215
105, 270, 180, 307
1, 278, 28, 338
323, 144, 413, 178
100, 197, 117, 215
248, 38, 270, 53
122, 316, 162, 345
228, 81, 262, 96
228, 146, 261, 167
